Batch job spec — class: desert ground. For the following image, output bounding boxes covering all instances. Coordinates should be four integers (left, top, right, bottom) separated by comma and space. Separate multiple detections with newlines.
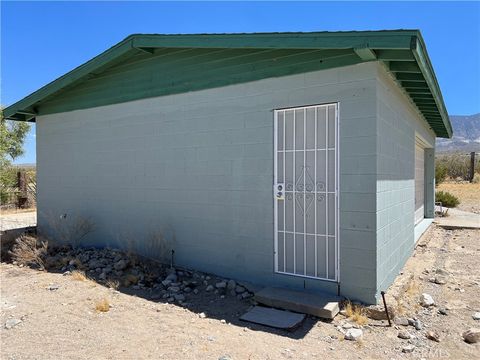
1, 183, 479, 359
436, 182, 480, 214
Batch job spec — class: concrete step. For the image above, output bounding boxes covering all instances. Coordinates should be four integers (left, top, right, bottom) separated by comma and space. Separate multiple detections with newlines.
240, 306, 306, 329
254, 287, 340, 319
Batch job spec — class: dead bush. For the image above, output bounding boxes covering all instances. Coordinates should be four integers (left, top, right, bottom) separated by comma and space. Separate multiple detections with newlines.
8, 235, 48, 270
46, 214, 96, 248
123, 273, 139, 287
105, 279, 120, 290
95, 298, 110, 312
344, 301, 368, 325
71, 270, 87, 281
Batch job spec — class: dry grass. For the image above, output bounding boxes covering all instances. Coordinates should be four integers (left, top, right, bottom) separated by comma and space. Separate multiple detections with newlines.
405, 278, 420, 299
105, 279, 120, 290
71, 270, 87, 281
344, 301, 368, 325
46, 214, 96, 248
8, 235, 48, 270
123, 274, 138, 287
95, 298, 110, 312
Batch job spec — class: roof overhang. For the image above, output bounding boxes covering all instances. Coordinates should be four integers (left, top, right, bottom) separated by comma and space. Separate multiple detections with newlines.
3, 30, 452, 138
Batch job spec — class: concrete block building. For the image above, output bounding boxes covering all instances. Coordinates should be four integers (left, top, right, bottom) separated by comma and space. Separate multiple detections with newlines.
4, 31, 452, 303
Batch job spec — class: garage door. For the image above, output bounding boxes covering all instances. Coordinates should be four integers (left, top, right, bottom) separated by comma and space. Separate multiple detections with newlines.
415, 142, 425, 225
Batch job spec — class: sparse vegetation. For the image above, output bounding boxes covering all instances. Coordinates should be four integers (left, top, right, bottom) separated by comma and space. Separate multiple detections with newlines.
105, 279, 120, 290
436, 152, 480, 182
123, 273, 139, 287
344, 301, 368, 325
436, 190, 460, 208
71, 270, 87, 281
435, 162, 448, 184
8, 235, 48, 270
95, 298, 110, 312
46, 214, 96, 248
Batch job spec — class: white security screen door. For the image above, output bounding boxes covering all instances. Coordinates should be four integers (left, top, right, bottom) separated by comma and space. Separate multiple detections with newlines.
415, 142, 425, 225
274, 103, 338, 281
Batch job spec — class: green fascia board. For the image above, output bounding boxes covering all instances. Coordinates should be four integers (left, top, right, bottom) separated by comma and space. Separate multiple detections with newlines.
3, 30, 451, 138
410, 34, 452, 138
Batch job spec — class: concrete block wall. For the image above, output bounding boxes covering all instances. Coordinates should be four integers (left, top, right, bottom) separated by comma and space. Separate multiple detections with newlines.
37, 62, 380, 302
374, 63, 436, 295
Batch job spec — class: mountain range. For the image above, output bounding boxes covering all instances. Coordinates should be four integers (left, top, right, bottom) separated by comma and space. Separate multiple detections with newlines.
437, 113, 480, 153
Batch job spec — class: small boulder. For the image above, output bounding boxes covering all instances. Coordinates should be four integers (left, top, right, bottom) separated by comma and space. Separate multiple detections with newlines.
394, 317, 410, 326
161, 279, 172, 287
413, 319, 423, 331
365, 305, 395, 320
114, 259, 128, 271
235, 285, 246, 294
397, 330, 412, 340
433, 276, 447, 285
165, 273, 177, 283
206, 285, 214, 292
463, 328, 480, 344
227, 280, 236, 290
420, 293, 435, 307
472, 312, 480, 321
438, 308, 448, 316
426, 330, 440, 342
4, 319, 22, 329
344, 328, 363, 341
216, 281, 227, 289
402, 345, 415, 353
174, 294, 185, 302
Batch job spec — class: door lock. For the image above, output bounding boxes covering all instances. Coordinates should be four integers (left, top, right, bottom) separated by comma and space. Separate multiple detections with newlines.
274, 183, 285, 200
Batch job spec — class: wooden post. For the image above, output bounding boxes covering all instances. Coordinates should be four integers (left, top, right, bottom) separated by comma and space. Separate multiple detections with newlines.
470, 152, 476, 183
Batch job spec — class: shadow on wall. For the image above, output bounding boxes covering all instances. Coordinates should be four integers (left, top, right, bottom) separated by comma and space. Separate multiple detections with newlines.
4, 220, 320, 339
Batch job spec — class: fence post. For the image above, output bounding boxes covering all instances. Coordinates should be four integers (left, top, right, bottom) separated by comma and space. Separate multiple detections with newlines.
470, 152, 476, 183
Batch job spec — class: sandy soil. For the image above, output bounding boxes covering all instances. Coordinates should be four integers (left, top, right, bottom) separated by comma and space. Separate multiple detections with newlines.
1, 225, 479, 360
437, 182, 480, 214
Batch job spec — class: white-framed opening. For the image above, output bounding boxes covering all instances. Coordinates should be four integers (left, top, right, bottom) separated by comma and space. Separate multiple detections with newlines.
414, 138, 426, 225
273, 103, 339, 282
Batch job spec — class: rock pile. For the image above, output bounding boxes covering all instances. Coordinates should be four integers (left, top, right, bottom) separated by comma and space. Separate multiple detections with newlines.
41, 245, 254, 304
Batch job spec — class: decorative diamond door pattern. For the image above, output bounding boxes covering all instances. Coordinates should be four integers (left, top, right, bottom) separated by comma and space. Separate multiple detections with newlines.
274, 104, 338, 281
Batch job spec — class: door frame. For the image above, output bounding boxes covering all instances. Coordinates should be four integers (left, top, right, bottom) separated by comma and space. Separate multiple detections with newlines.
273, 102, 340, 283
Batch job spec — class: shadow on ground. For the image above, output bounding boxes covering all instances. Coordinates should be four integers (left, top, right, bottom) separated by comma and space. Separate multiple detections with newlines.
1, 227, 321, 340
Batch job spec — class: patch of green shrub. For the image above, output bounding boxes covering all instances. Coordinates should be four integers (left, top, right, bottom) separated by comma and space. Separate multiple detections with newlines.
435, 190, 460, 208
435, 163, 447, 185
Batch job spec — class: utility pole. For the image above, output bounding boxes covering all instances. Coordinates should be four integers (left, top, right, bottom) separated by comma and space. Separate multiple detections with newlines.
470, 152, 476, 183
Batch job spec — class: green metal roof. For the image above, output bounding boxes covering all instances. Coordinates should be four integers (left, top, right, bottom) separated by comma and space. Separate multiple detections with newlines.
3, 30, 452, 138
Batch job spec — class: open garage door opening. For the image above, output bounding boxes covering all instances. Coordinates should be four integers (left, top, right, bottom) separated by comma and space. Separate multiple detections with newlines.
415, 140, 425, 225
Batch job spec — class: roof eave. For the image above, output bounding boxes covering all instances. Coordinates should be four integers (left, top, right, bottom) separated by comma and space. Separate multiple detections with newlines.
410, 33, 452, 138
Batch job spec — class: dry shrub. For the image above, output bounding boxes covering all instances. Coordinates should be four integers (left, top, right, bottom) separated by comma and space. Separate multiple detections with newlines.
123, 274, 139, 287
105, 279, 120, 290
345, 301, 368, 325
71, 270, 87, 281
95, 298, 110, 312
8, 235, 48, 270
396, 298, 406, 315
344, 301, 368, 325
405, 278, 420, 299
46, 214, 96, 248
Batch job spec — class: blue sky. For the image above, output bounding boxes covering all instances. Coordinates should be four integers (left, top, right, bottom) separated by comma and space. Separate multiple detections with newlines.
2, 1, 479, 164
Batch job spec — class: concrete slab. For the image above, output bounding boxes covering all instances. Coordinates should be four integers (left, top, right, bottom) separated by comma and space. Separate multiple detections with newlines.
254, 287, 340, 319
0, 211, 37, 231
434, 208, 480, 230
240, 306, 306, 329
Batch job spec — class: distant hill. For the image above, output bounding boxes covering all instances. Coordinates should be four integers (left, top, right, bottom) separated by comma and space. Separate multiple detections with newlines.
437, 114, 480, 153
